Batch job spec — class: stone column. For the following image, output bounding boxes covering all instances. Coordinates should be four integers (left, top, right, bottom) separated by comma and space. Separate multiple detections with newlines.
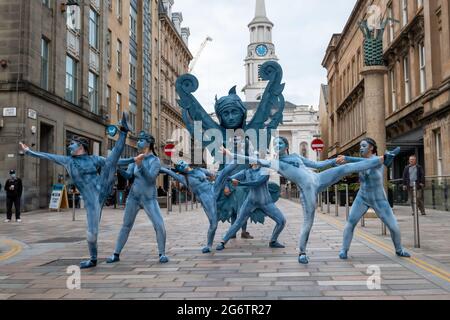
361, 65, 388, 155
361, 65, 389, 220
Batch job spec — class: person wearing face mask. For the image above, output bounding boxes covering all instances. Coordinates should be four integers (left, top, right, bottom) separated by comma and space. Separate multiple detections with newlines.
107, 131, 169, 264
4, 170, 23, 223
19, 113, 137, 269
338, 138, 411, 260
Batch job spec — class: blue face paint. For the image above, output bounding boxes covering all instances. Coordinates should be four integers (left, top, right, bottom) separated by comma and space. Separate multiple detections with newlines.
360, 140, 371, 157
137, 139, 149, 151
68, 141, 81, 156
175, 161, 190, 173
273, 138, 288, 154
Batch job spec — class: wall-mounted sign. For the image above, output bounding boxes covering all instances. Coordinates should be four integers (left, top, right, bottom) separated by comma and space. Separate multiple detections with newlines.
3, 108, 16, 117
28, 109, 37, 120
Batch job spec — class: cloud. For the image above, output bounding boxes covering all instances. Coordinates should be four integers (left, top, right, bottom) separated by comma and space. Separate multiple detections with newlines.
173, 0, 357, 112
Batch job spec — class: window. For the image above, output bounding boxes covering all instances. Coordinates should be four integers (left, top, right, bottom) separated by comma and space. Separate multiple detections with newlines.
388, 5, 394, 42
435, 130, 443, 177
257, 64, 262, 81
116, 0, 123, 22
106, 86, 111, 114
116, 92, 122, 121
402, 0, 408, 27
390, 68, 397, 112
417, 0, 423, 9
66, 5, 80, 31
419, 43, 426, 94
42, 0, 51, 8
89, 9, 99, 49
107, 30, 112, 67
403, 55, 411, 104
129, 54, 137, 88
130, 5, 137, 41
88, 72, 98, 114
129, 101, 137, 133
117, 39, 122, 74
65, 55, 78, 105
41, 37, 49, 90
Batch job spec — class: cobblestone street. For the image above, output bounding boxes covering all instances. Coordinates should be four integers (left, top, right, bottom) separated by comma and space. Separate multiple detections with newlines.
0, 199, 449, 300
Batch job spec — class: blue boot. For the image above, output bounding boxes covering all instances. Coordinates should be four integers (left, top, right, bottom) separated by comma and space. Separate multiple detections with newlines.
298, 254, 309, 264
384, 147, 400, 167
159, 255, 169, 263
80, 259, 97, 269
119, 112, 130, 133
216, 243, 225, 251
396, 249, 411, 258
339, 250, 348, 260
106, 253, 120, 264
202, 246, 211, 254
269, 241, 285, 249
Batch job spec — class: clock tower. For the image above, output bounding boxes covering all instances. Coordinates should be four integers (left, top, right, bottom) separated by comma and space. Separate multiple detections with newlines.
243, 0, 278, 102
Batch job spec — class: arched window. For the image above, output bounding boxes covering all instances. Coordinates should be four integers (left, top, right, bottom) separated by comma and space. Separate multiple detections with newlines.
300, 142, 308, 158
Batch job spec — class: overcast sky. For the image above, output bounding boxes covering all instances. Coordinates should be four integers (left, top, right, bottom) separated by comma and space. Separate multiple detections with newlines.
173, 0, 357, 113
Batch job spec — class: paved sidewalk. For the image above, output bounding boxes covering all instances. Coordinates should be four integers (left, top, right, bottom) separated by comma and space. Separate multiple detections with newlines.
0, 199, 449, 300
319, 201, 450, 270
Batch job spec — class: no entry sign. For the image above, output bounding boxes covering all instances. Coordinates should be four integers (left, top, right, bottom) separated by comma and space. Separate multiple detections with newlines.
311, 138, 324, 152
164, 144, 176, 157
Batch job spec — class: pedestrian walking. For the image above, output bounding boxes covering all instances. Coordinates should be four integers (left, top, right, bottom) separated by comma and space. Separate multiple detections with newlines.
403, 155, 426, 216
4, 170, 23, 223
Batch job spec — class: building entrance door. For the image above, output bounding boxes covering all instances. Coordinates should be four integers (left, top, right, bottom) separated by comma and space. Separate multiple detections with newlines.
39, 123, 54, 208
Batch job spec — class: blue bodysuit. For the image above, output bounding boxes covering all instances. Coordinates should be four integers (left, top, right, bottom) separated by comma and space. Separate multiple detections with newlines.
233, 152, 385, 264
109, 155, 169, 263
25, 130, 132, 268
160, 163, 237, 253
217, 166, 286, 249
339, 156, 410, 259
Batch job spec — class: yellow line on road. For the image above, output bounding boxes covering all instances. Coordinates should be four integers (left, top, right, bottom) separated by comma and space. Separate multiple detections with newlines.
318, 213, 450, 283
0, 239, 23, 261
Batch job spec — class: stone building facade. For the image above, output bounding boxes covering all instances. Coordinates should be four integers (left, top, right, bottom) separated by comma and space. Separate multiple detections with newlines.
0, 0, 110, 211
321, 0, 450, 179
154, 0, 192, 168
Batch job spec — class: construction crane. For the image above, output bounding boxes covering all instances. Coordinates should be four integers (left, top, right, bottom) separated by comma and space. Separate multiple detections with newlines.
189, 36, 213, 73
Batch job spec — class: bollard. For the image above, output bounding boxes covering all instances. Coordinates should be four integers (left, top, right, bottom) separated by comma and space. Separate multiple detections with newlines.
413, 182, 421, 248
72, 191, 76, 221
382, 222, 387, 236
191, 192, 194, 210
185, 190, 188, 211
345, 184, 349, 221
444, 180, 449, 212
361, 213, 365, 227
326, 187, 330, 214
320, 192, 324, 212
335, 185, 339, 217
178, 189, 182, 213
431, 180, 436, 209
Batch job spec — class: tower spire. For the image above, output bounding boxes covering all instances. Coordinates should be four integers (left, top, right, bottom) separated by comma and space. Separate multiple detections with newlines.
249, 0, 272, 26
255, 0, 267, 18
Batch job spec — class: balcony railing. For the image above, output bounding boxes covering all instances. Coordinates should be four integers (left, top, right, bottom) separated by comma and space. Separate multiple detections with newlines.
90, 0, 100, 11
89, 47, 99, 73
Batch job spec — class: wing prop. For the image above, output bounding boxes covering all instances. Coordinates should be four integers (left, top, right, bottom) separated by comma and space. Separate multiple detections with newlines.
246, 61, 286, 149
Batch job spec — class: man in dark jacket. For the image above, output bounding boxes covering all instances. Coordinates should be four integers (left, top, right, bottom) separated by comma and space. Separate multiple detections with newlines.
403, 155, 426, 215
4, 170, 23, 222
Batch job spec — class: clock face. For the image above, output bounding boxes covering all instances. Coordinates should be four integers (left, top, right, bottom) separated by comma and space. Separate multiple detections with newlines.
255, 44, 268, 57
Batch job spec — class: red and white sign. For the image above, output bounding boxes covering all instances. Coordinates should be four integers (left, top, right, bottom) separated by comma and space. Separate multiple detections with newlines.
311, 138, 325, 152
164, 144, 176, 157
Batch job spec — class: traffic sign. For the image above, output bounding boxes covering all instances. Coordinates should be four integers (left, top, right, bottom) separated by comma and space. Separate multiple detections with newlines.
164, 144, 176, 157
311, 138, 324, 152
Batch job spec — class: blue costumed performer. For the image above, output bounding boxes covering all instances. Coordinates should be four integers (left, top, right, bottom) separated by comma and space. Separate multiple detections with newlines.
107, 131, 169, 264
225, 137, 400, 264
160, 161, 238, 253
216, 161, 286, 251
339, 138, 411, 260
20, 113, 134, 269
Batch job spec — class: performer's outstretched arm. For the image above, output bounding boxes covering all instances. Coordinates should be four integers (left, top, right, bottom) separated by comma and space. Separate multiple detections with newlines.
160, 167, 187, 187
302, 157, 337, 169
343, 156, 366, 163
238, 173, 270, 187
119, 164, 135, 180
24, 148, 70, 167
